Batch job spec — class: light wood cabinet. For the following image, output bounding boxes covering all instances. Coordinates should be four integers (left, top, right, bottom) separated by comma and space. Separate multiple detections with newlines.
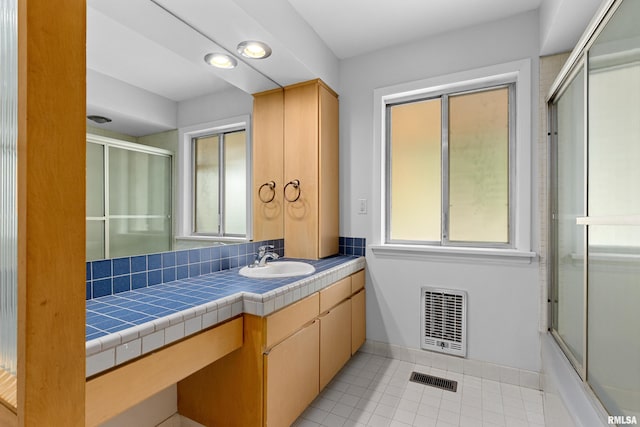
265, 292, 319, 349
252, 88, 284, 241
319, 276, 351, 313
351, 289, 366, 355
284, 80, 339, 259
264, 320, 320, 427
178, 269, 365, 427
319, 299, 352, 390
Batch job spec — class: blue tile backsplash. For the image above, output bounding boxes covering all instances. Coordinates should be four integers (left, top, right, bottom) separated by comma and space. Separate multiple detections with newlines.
86, 237, 365, 300
339, 236, 366, 257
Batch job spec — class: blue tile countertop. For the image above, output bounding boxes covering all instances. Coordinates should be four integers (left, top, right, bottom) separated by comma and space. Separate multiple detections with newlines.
86, 255, 365, 377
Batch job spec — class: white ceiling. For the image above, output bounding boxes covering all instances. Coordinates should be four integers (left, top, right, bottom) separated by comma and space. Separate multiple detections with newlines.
86, 0, 604, 136
287, 0, 544, 59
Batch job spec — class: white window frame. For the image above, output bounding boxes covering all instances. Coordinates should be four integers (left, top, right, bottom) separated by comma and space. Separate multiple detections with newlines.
370, 59, 536, 262
176, 115, 252, 243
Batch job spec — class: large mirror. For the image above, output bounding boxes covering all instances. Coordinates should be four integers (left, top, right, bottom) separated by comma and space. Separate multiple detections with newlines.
86, 0, 313, 261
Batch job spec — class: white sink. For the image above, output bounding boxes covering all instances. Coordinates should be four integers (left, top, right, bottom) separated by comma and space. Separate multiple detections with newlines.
239, 261, 315, 278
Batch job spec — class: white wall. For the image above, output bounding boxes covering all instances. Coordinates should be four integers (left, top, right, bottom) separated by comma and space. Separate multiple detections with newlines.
177, 86, 253, 129
338, 11, 543, 372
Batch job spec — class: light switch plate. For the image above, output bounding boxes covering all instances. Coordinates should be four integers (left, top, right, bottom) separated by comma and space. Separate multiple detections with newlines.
358, 199, 367, 215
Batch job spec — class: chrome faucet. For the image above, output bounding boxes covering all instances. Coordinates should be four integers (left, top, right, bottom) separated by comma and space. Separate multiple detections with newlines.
249, 245, 280, 268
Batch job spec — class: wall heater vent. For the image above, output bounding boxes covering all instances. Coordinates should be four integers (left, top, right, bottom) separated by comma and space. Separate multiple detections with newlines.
420, 287, 467, 357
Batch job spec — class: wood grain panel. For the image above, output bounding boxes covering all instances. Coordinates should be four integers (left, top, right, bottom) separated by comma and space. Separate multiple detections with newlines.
253, 88, 284, 241
87, 318, 243, 427
351, 269, 366, 294
319, 300, 352, 390
0, 402, 17, 427
351, 289, 367, 354
284, 81, 319, 259
319, 276, 351, 314
178, 315, 264, 427
318, 83, 339, 257
264, 320, 320, 427
17, 0, 86, 425
265, 293, 319, 349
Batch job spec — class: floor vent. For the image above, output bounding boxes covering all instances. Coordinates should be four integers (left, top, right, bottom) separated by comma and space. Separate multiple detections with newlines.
409, 371, 458, 392
421, 287, 467, 357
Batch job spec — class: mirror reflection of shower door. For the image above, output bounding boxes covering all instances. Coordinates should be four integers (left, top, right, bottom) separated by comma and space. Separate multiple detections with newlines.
109, 146, 172, 258
552, 65, 586, 373
86, 138, 172, 260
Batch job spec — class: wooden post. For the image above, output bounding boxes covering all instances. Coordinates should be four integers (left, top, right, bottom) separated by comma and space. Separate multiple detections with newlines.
17, 0, 86, 425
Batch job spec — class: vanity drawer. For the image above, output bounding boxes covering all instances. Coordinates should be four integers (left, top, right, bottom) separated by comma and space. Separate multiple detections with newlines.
319, 276, 351, 314
264, 293, 319, 349
351, 270, 365, 293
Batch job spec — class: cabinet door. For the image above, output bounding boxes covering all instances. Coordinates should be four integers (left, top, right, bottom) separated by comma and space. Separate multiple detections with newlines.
319, 299, 352, 390
264, 320, 319, 427
284, 82, 319, 259
253, 89, 284, 241
318, 84, 339, 258
351, 289, 366, 355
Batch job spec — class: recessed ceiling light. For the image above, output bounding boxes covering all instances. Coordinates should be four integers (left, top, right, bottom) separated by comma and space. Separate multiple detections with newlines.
87, 115, 112, 124
204, 53, 238, 69
237, 41, 272, 59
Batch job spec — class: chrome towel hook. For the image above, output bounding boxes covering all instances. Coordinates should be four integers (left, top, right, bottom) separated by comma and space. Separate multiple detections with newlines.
284, 179, 301, 202
258, 181, 276, 203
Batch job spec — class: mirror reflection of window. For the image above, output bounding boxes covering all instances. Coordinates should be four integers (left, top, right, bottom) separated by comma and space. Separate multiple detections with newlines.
193, 129, 247, 237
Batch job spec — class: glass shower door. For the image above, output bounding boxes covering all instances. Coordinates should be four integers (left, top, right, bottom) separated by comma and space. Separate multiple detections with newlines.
552, 66, 586, 372
587, 0, 640, 417
109, 146, 172, 258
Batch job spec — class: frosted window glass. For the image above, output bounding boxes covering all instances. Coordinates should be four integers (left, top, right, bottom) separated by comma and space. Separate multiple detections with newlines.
224, 131, 247, 235
553, 67, 585, 367
86, 142, 105, 217
389, 99, 441, 241
194, 135, 220, 233
448, 88, 509, 243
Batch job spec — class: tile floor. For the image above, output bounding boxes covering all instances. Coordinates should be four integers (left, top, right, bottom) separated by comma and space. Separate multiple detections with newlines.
294, 352, 546, 427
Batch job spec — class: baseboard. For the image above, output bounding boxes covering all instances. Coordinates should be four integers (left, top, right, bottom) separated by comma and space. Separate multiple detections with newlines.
156, 414, 205, 427
360, 339, 541, 390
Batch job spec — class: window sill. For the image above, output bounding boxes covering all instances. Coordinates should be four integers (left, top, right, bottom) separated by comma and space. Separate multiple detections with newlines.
369, 244, 537, 264
175, 236, 248, 244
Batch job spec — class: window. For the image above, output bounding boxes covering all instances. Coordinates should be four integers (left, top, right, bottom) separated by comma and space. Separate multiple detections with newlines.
372, 60, 534, 259
387, 84, 513, 247
193, 129, 247, 237
177, 116, 251, 242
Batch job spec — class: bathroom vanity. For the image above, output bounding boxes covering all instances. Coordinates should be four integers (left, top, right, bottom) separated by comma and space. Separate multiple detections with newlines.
178, 268, 365, 427
84, 256, 365, 426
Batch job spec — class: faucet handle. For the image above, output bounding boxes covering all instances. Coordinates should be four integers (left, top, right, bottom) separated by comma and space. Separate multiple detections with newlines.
257, 244, 274, 256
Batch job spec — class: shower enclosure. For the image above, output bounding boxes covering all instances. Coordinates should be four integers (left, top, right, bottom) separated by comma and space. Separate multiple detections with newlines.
549, 0, 640, 419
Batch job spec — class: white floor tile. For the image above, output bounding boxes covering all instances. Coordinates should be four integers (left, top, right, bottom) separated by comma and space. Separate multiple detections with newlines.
295, 352, 548, 427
